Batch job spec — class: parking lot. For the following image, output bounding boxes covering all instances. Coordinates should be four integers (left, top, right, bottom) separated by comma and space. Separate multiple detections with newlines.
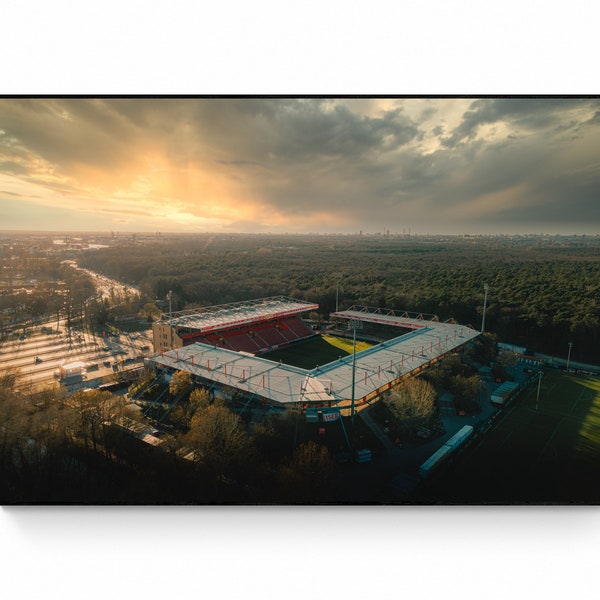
0, 320, 153, 392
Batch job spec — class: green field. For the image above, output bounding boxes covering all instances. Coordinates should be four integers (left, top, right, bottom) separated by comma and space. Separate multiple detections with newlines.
261, 335, 373, 370
413, 370, 600, 504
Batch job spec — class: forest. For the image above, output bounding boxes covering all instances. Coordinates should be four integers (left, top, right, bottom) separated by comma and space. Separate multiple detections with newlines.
0, 367, 360, 504
78, 234, 600, 364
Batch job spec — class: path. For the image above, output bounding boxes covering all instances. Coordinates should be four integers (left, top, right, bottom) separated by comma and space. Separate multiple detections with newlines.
359, 407, 399, 454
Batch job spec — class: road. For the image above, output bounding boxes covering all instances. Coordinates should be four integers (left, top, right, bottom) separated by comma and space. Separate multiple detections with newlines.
62, 260, 141, 303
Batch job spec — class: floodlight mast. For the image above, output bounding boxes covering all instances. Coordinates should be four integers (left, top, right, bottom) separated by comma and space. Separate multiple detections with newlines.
481, 283, 489, 333
566, 342, 573, 371
351, 318, 357, 426
167, 290, 173, 319
335, 273, 343, 313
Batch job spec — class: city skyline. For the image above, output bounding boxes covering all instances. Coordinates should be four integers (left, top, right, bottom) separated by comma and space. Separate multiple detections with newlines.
1, 97, 599, 235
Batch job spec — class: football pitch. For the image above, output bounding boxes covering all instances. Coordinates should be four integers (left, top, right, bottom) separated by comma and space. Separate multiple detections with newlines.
261, 334, 373, 370
413, 370, 600, 504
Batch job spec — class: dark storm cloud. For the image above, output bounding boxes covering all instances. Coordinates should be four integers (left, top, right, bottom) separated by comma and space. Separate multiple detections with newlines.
0, 99, 137, 170
441, 97, 600, 147
266, 103, 420, 160
1, 97, 599, 234
161, 98, 421, 167
468, 169, 600, 228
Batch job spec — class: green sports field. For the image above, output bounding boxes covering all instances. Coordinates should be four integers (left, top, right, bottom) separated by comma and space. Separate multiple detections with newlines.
413, 370, 600, 504
261, 334, 373, 370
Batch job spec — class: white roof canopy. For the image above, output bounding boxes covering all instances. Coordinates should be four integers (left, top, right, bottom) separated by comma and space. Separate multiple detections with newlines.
150, 309, 480, 406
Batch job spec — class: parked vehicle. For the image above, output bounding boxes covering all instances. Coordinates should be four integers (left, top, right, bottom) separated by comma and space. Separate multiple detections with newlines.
419, 425, 474, 478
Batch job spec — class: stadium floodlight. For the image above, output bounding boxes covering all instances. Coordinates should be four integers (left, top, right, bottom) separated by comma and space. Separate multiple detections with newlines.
567, 341, 573, 371
535, 370, 543, 411
351, 319, 357, 425
481, 283, 489, 333
335, 273, 343, 313
167, 290, 173, 319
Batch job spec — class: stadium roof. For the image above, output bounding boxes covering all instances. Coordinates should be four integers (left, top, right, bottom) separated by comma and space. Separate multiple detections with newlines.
149, 309, 480, 406
330, 306, 460, 329
159, 296, 319, 334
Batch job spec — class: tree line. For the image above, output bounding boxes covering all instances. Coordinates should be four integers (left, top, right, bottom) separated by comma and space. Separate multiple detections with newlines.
78, 235, 600, 363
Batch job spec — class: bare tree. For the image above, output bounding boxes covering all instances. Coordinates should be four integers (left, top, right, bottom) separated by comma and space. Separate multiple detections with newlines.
169, 387, 212, 430
498, 349, 519, 377
71, 389, 123, 454
278, 441, 334, 503
189, 387, 212, 412
184, 404, 249, 479
450, 374, 484, 414
385, 377, 437, 434
169, 370, 192, 398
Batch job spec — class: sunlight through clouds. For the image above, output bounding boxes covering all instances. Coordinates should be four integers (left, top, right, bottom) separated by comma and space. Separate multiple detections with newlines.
1, 97, 599, 234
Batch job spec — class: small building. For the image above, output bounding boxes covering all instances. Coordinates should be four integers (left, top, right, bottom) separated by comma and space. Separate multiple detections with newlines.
491, 380, 520, 406
60, 361, 86, 380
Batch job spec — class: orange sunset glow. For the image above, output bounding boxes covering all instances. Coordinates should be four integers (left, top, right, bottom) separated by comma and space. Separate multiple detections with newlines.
1, 97, 599, 234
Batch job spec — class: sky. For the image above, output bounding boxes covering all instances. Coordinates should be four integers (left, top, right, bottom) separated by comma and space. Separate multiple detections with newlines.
1, 97, 599, 235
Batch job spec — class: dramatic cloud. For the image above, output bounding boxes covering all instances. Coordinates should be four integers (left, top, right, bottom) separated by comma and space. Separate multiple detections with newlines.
0, 97, 599, 233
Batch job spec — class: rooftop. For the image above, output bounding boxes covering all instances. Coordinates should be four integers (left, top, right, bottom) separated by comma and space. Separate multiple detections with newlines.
150, 309, 480, 405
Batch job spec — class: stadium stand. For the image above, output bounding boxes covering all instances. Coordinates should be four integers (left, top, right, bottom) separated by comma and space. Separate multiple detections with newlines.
282, 317, 313, 340
179, 317, 314, 355
222, 331, 264, 354
254, 323, 288, 348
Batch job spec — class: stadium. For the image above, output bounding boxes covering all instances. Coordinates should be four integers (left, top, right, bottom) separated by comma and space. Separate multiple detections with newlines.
147, 297, 481, 413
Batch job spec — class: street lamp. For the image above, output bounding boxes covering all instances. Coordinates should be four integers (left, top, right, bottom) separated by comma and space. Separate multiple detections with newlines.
566, 342, 573, 371
535, 370, 543, 411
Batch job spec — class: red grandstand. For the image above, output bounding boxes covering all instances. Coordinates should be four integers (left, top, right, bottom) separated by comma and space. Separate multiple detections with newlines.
152, 296, 319, 355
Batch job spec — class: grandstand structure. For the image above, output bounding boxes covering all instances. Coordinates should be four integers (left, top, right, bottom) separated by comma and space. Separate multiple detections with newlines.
148, 300, 480, 411
152, 296, 319, 354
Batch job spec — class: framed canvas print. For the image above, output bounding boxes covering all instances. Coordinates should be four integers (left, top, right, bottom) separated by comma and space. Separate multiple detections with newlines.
1, 96, 599, 505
